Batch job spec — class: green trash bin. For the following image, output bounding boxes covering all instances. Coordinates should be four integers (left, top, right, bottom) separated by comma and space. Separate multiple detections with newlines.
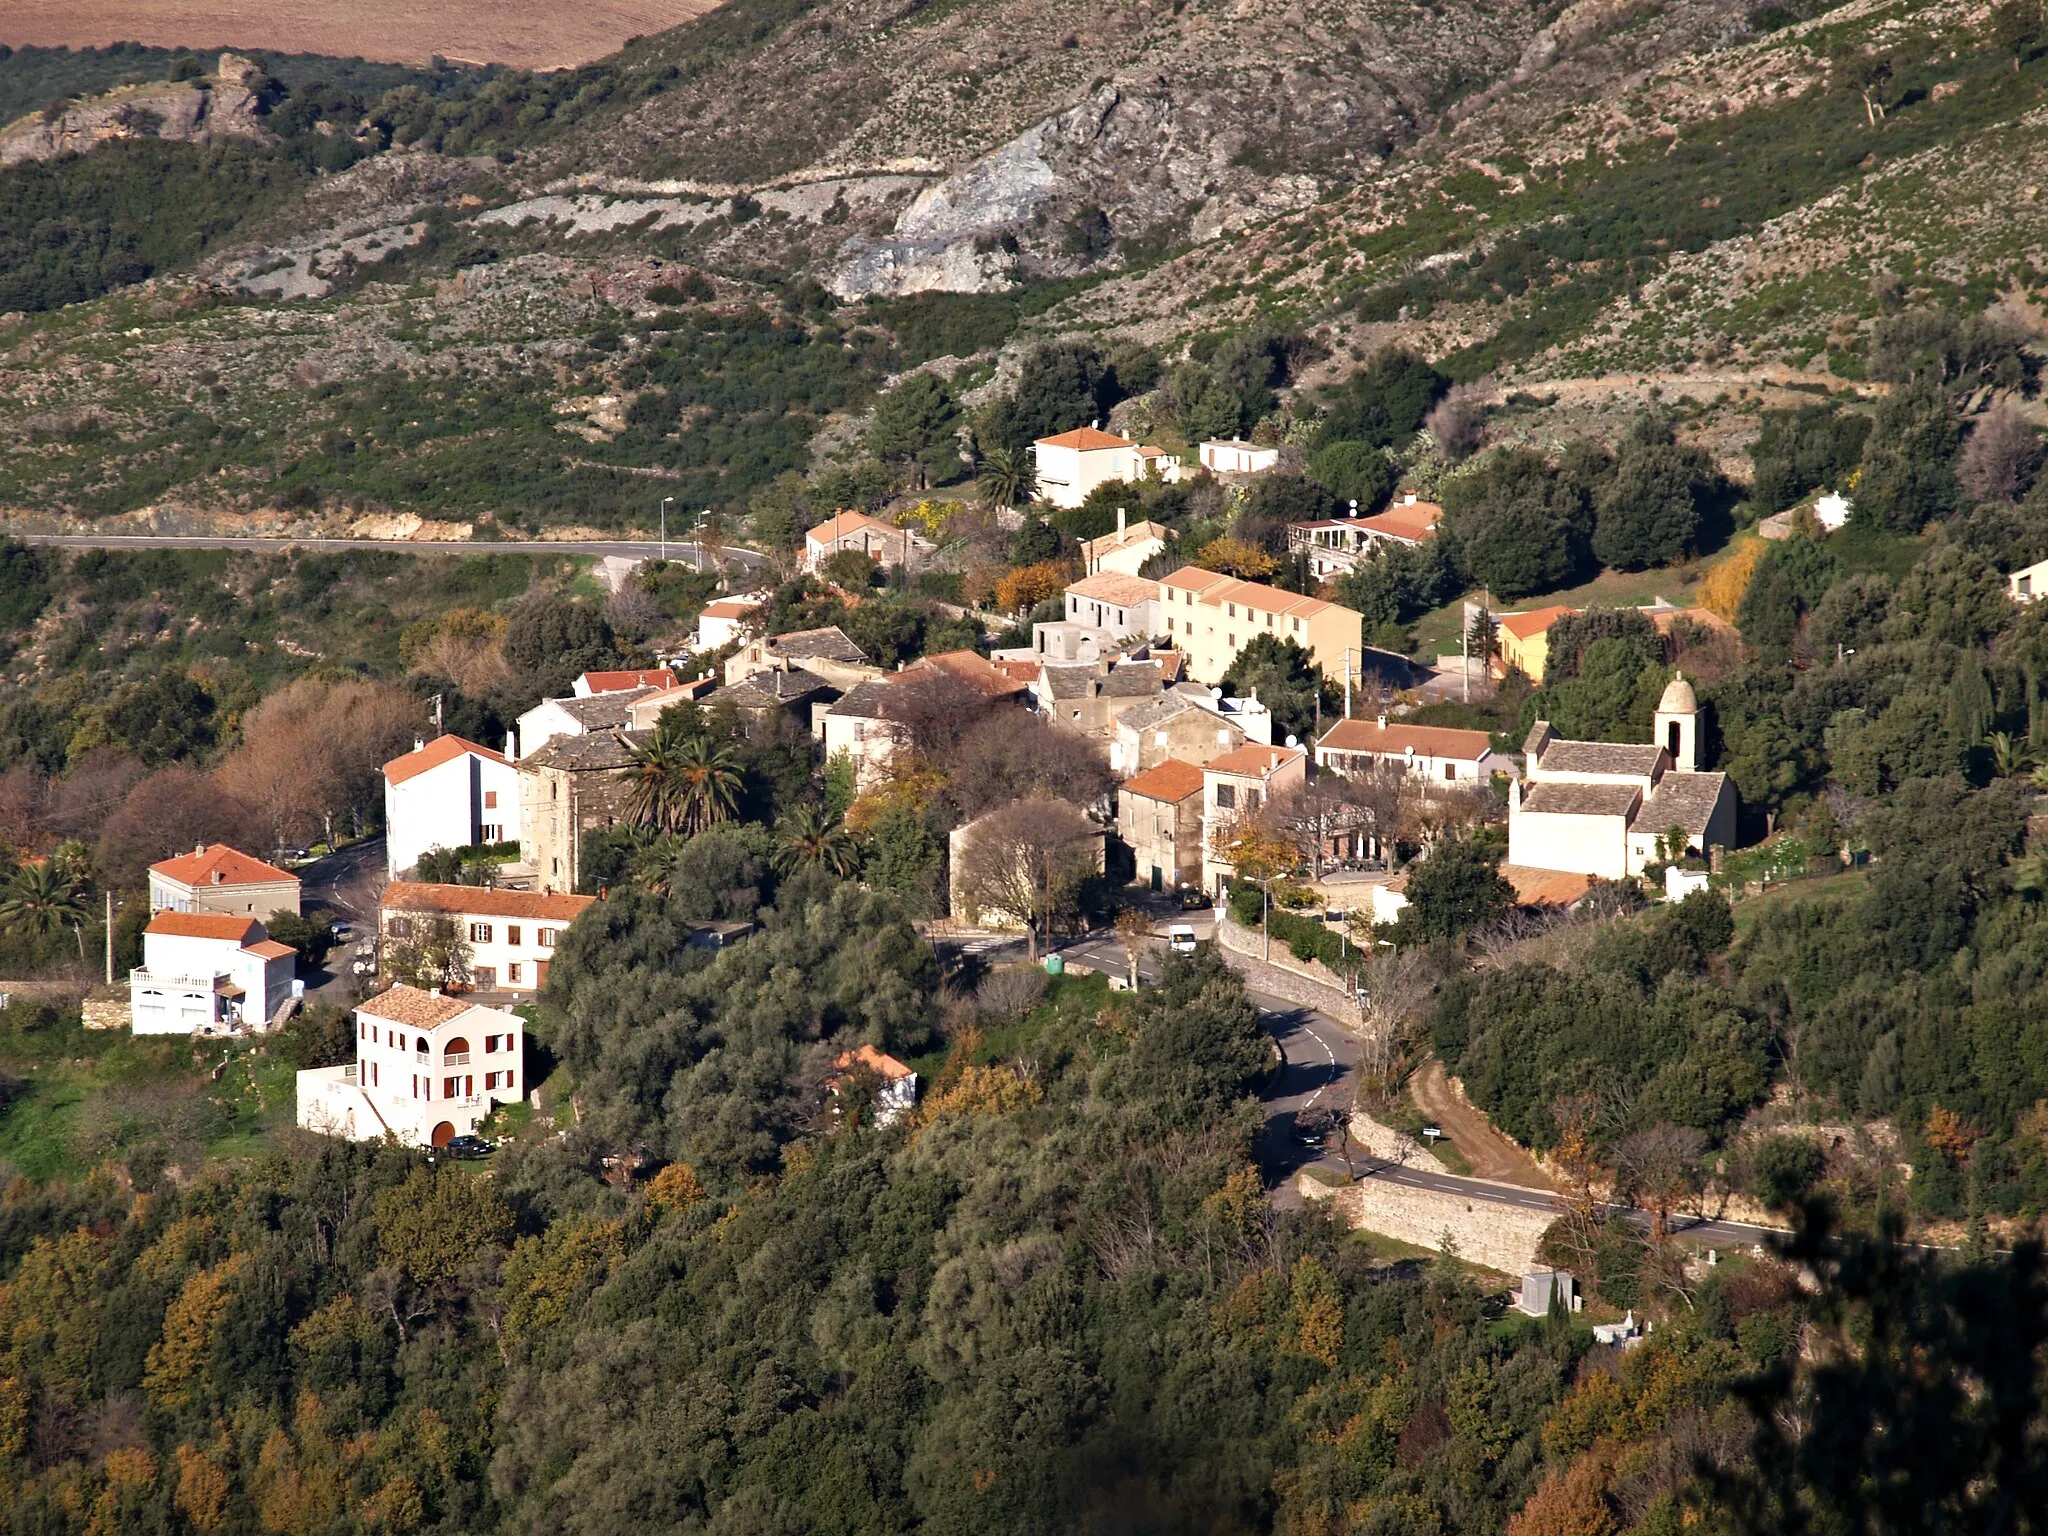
1043, 954, 1064, 976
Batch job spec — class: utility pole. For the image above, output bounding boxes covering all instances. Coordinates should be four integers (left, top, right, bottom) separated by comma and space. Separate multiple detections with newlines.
1344, 647, 1354, 720
660, 496, 673, 563
104, 891, 113, 986
429, 694, 443, 732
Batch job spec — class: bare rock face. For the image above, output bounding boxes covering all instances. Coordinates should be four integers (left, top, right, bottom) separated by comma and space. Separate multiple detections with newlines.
0, 54, 274, 168
829, 82, 1326, 298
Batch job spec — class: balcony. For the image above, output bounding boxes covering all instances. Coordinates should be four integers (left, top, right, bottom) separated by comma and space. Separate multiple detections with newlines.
444, 1051, 471, 1066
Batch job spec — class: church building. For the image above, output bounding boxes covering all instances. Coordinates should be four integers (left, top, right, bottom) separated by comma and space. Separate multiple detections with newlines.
1506, 674, 1737, 880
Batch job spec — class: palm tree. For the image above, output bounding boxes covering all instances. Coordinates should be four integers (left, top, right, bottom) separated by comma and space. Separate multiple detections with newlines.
0, 860, 91, 960
977, 445, 1033, 510
625, 730, 695, 833
1987, 730, 2037, 780
673, 736, 743, 834
631, 836, 694, 899
773, 805, 858, 878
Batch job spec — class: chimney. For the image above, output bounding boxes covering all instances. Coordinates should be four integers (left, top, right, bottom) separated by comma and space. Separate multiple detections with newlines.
193, 843, 205, 856
1377, 712, 1388, 728
429, 985, 441, 997
1116, 506, 1126, 534
505, 731, 517, 759
414, 737, 425, 753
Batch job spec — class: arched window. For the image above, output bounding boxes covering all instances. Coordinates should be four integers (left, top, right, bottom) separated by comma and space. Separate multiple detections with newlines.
1667, 720, 1682, 758
445, 1036, 471, 1065
415, 1034, 429, 1056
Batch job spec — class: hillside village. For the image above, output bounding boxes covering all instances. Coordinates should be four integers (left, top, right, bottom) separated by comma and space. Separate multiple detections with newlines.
72, 416, 1771, 1154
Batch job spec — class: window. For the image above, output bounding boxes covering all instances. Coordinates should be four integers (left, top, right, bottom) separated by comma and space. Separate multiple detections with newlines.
1228, 633, 1235, 647
1292, 617, 1301, 631
415, 1035, 427, 1056
1227, 603, 1236, 617
484, 790, 498, 809
444, 1077, 460, 1099
506, 925, 521, 946
1216, 784, 1237, 809
412, 1074, 419, 1099
386, 916, 413, 939
538, 928, 557, 948
480, 823, 502, 842
359, 1020, 367, 1039
1247, 789, 1262, 811
470, 922, 493, 943
504, 1070, 514, 1091
370, 1062, 378, 1087
508, 963, 522, 984
1444, 763, 1457, 781
486, 1071, 500, 1090
473, 966, 495, 990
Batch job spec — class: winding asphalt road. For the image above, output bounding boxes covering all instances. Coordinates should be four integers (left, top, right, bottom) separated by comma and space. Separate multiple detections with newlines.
13, 534, 765, 571
1055, 931, 1783, 1247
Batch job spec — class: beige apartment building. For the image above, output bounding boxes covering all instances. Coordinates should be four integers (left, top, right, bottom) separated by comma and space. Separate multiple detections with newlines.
1157, 567, 1364, 686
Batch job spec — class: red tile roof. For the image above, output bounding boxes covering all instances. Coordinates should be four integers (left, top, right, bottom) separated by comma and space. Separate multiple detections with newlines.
1497, 605, 1579, 640
1036, 427, 1134, 451
806, 510, 896, 544
1206, 744, 1305, 779
833, 1044, 915, 1081
1121, 759, 1206, 802
579, 669, 677, 693
245, 939, 299, 960
1355, 501, 1442, 543
899, 650, 1029, 700
382, 734, 508, 786
383, 882, 597, 922
1067, 571, 1160, 606
150, 843, 297, 888
1317, 718, 1495, 760
145, 911, 263, 943
1159, 566, 1342, 620
356, 984, 475, 1029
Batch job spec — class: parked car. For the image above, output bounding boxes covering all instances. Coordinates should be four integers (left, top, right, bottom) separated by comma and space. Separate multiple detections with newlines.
1176, 887, 1211, 911
444, 1135, 495, 1160
330, 921, 353, 941
1167, 924, 1198, 954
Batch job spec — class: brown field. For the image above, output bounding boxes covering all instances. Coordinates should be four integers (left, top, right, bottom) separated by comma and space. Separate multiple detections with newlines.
0, 0, 723, 70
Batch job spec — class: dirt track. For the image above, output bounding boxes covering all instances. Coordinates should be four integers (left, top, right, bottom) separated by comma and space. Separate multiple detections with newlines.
1410, 1058, 1556, 1191
0, 0, 722, 69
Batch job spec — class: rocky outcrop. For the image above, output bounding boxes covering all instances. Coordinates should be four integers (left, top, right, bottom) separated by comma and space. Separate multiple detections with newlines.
0, 54, 273, 168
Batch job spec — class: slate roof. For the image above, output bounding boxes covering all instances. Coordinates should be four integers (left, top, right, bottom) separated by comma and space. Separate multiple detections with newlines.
1519, 782, 1643, 818
1534, 741, 1666, 778
554, 689, 655, 729
718, 667, 837, 709
764, 626, 868, 664
1638, 772, 1731, 837
521, 729, 644, 772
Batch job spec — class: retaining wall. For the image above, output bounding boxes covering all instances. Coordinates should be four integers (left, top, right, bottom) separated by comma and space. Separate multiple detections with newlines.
1213, 918, 1360, 1017
1301, 1174, 1557, 1275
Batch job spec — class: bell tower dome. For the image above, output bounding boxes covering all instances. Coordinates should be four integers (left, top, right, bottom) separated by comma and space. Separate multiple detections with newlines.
1654, 672, 1699, 771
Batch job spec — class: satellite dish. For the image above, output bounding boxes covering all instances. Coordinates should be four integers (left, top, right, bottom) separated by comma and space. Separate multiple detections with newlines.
1285, 734, 1298, 748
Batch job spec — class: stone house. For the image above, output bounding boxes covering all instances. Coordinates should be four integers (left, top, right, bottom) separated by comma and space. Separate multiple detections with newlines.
518, 729, 643, 895
1117, 759, 1207, 893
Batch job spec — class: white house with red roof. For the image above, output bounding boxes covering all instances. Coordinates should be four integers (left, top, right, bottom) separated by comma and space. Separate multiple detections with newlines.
1314, 716, 1516, 789
572, 668, 676, 697
830, 1044, 919, 1127
148, 843, 301, 918
1062, 571, 1162, 639
382, 735, 520, 879
296, 983, 527, 1147
694, 593, 765, 652
1288, 493, 1443, 581
1032, 428, 1183, 509
130, 911, 299, 1035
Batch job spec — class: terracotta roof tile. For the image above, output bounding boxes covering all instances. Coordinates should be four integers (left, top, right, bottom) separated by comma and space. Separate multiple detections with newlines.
244, 939, 299, 960
149, 843, 297, 888
1036, 427, 1133, 450
146, 911, 264, 942
382, 882, 597, 922
1121, 759, 1206, 802
1067, 571, 1160, 606
383, 734, 508, 786
1206, 744, 1305, 778
833, 1044, 915, 1081
1317, 719, 1495, 759
1497, 605, 1579, 640
578, 669, 676, 693
356, 984, 474, 1029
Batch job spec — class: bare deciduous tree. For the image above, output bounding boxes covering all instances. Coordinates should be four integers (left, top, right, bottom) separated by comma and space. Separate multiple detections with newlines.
1959, 405, 2045, 505
941, 711, 1114, 821
217, 678, 420, 850
1268, 775, 1376, 878
1352, 945, 1433, 1103
1423, 380, 1492, 462
95, 767, 264, 890
953, 798, 1100, 959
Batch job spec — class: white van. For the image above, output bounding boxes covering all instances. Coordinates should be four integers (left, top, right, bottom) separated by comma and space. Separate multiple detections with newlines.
1167, 924, 1198, 954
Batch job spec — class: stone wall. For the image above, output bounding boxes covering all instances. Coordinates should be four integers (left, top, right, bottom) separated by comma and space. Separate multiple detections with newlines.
1213, 917, 1359, 1017
1349, 1110, 1451, 1174
1300, 1173, 1557, 1276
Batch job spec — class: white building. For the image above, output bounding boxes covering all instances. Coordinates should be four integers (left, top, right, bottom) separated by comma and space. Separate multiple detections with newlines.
1031, 428, 1181, 510
1080, 511, 1169, 577
130, 911, 298, 1035
1061, 571, 1161, 640
1287, 495, 1443, 580
148, 843, 300, 918
382, 735, 520, 879
1199, 440, 1280, 475
1507, 675, 1736, 879
2012, 555, 2048, 603
296, 984, 526, 1148
695, 594, 765, 651
380, 882, 596, 995
831, 1045, 919, 1127
804, 511, 930, 571
1315, 717, 1516, 789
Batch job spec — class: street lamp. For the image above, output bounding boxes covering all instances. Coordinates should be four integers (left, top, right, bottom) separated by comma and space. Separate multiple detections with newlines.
659, 497, 673, 563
